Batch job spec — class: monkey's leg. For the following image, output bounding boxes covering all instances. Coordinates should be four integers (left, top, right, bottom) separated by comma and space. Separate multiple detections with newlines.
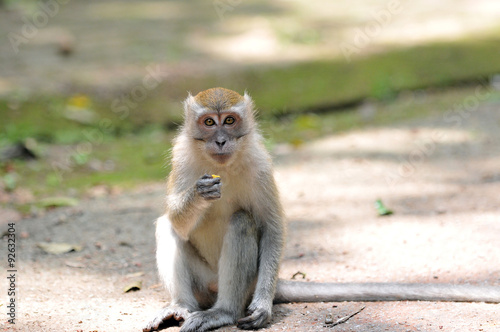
144, 220, 207, 331
180, 210, 258, 332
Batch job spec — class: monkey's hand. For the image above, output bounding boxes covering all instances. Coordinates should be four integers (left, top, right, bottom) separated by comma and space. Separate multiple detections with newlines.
196, 174, 221, 200
237, 300, 272, 330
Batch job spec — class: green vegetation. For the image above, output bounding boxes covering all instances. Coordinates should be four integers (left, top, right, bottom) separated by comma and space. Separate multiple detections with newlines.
159, 38, 500, 117
1, 37, 500, 206
1, 131, 171, 197
3, 38, 500, 143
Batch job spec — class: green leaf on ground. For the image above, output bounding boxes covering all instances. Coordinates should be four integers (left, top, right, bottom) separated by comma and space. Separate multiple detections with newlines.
375, 199, 393, 216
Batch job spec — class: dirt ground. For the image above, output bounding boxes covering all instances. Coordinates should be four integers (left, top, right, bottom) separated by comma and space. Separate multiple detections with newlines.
2, 95, 499, 332
2, 1, 500, 331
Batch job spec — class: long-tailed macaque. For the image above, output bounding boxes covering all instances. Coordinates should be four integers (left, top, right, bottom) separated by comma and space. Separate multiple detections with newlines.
143, 88, 500, 332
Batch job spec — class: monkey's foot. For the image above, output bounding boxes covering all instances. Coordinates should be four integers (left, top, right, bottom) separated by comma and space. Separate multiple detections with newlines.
180, 308, 236, 332
237, 304, 272, 330
142, 306, 189, 332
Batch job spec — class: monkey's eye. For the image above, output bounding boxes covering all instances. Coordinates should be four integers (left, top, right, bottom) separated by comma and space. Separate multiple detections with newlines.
204, 118, 215, 126
224, 116, 235, 125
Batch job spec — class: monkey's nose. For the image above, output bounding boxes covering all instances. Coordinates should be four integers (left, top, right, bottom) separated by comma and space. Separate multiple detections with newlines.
216, 140, 226, 148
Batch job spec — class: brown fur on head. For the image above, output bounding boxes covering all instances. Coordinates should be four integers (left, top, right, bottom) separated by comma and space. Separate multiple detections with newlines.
194, 87, 244, 112
183, 88, 254, 121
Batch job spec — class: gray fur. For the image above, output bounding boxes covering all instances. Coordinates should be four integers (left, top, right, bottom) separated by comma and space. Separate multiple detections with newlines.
180, 210, 259, 332
275, 280, 500, 303
143, 89, 283, 332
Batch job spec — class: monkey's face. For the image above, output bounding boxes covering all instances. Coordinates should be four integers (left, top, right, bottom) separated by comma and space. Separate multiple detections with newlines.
185, 87, 254, 165
194, 112, 248, 165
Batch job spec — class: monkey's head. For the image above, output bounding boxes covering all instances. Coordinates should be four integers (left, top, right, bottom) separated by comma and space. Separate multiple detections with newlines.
183, 87, 256, 165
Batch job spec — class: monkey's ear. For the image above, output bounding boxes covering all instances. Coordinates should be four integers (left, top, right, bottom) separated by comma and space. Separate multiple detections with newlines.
243, 90, 255, 108
243, 91, 256, 117
243, 90, 252, 104
183, 92, 203, 118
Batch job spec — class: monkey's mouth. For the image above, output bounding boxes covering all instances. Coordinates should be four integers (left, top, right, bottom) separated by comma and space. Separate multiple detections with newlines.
211, 153, 232, 164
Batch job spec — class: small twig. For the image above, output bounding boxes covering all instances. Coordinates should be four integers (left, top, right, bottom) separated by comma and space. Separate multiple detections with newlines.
326, 306, 366, 327
291, 271, 306, 279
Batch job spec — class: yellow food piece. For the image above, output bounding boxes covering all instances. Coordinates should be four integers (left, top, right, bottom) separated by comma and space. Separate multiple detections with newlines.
211, 174, 220, 178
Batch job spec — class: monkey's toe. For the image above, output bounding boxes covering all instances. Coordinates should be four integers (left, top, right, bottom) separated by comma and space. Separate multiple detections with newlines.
143, 306, 189, 331
143, 318, 161, 332
143, 314, 166, 332
237, 308, 271, 330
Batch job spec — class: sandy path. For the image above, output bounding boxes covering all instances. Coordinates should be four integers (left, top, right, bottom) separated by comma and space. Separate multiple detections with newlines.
5, 100, 500, 331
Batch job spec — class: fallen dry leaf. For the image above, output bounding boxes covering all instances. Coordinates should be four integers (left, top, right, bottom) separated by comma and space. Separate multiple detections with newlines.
65, 260, 86, 268
37, 242, 83, 255
125, 272, 145, 279
123, 280, 142, 293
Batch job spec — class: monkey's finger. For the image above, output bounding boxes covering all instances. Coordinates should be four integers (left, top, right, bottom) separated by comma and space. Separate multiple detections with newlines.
237, 308, 270, 330
197, 178, 221, 188
200, 185, 221, 193
201, 192, 221, 200
197, 182, 221, 192
197, 183, 221, 192
200, 189, 221, 199
200, 176, 221, 183
143, 311, 175, 331
148, 307, 188, 326
200, 174, 221, 182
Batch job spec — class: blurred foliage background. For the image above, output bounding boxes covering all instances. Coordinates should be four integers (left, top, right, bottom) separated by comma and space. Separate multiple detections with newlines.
1, 0, 500, 212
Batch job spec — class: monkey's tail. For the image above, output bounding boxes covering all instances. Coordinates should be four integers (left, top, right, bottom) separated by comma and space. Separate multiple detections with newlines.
274, 280, 500, 303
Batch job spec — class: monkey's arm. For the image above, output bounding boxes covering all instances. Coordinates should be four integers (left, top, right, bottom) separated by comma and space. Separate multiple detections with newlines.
238, 175, 285, 329
166, 173, 221, 240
